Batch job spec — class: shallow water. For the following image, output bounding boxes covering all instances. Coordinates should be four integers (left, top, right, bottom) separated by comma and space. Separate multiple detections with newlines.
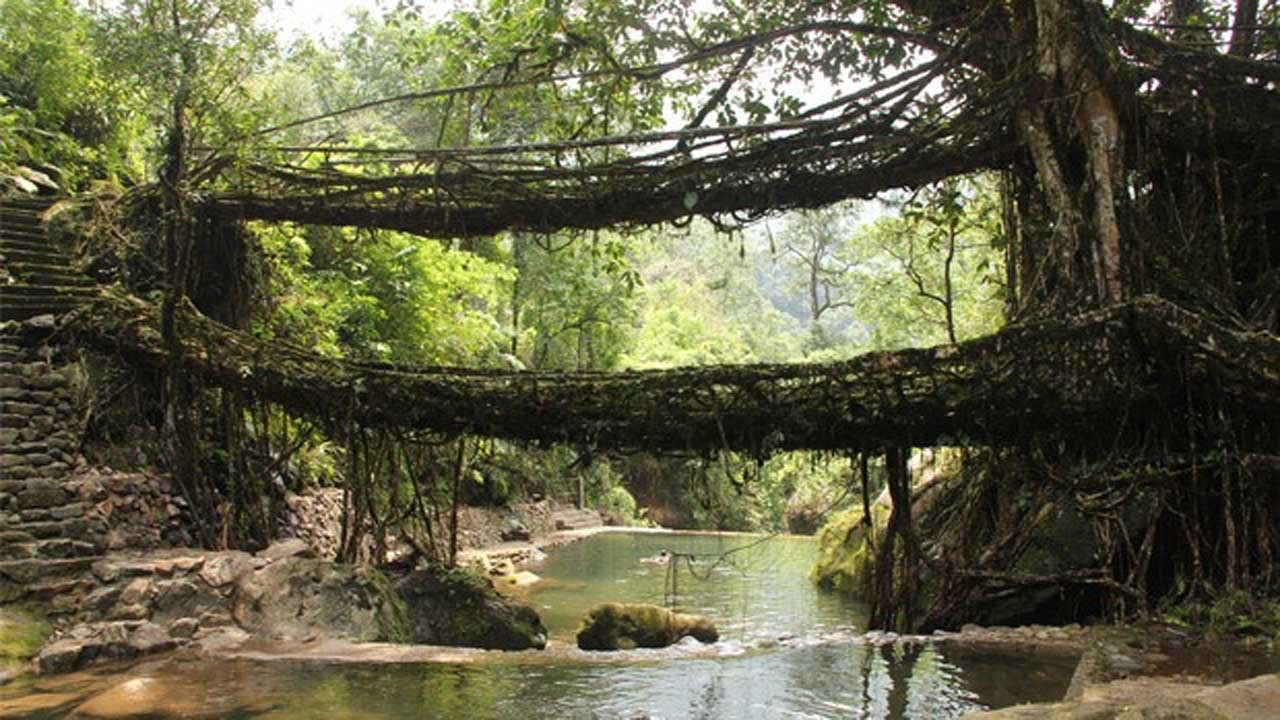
525, 531, 862, 643
1, 532, 1078, 719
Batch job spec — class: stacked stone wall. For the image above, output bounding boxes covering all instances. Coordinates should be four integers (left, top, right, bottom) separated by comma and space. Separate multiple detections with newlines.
0, 317, 102, 610
0, 317, 197, 618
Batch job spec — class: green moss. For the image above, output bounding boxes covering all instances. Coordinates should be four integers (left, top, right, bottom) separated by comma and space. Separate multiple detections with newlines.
367, 567, 411, 644
810, 502, 891, 598
0, 606, 51, 677
576, 602, 718, 650
1158, 591, 1280, 638
394, 567, 548, 650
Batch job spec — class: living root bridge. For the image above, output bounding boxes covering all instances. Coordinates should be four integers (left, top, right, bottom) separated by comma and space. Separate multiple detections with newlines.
62, 292, 1279, 455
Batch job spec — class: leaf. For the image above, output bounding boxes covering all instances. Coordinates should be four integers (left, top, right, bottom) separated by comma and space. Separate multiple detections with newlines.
683, 190, 698, 210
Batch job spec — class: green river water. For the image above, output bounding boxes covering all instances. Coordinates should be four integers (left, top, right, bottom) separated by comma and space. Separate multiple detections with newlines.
0, 531, 1076, 719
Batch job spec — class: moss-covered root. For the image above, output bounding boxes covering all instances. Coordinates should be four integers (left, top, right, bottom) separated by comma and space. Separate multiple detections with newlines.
0, 606, 51, 681
576, 603, 719, 651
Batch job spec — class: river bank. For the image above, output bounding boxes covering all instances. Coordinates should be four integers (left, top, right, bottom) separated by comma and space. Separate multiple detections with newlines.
3, 521, 1278, 718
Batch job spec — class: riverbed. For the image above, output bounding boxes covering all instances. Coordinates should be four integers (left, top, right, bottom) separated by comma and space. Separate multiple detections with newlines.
0, 532, 1077, 718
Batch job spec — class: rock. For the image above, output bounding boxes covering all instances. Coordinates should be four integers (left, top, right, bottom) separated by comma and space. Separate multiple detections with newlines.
494, 570, 542, 591
167, 618, 199, 639
575, 602, 719, 651
963, 673, 1280, 719
35, 621, 176, 675
1105, 652, 1144, 676
257, 538, 313, 562
395, 568, 548, 650
0, 692, 79, 716
1193, 673, 1280, 718
230, 557, 403, 643
152, 578, 199, 613
499, 517, 532, 542
26, 314, 55, 330
128, 621, 178, 655
81, 585, 123, 615
190, 625, 249, 652
118, 578, 152, 607
35, 638, 86, 675
16, 479, 65, 509
197, 552, 253, 588
48, 502, 84, 520
109, 603, 150, 621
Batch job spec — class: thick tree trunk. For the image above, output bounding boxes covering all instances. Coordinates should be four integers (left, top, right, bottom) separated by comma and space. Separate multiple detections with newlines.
1015, 0, 1129, 310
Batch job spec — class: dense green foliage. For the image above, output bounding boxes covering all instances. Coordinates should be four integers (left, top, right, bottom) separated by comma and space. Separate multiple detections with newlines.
1, 0, 1008, 535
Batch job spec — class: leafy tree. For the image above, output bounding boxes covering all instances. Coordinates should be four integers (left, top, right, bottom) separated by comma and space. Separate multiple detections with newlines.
773, 206, 862, 352
511, 234, 637, 370
0, 0, 141, 187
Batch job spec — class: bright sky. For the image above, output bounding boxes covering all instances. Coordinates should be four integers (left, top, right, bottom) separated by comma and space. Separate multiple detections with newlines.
265, 0, 452, 43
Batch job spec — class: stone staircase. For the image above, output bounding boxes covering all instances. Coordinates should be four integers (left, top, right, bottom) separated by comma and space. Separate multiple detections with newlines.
0, 196, 97, 322
0, 197, 105, 608
552, 507, 602, 531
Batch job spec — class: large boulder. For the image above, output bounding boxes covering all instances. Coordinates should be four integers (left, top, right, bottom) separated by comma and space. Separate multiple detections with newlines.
394, 568, 546, 650
575, 603, 718, 651
231, 557, 406, 643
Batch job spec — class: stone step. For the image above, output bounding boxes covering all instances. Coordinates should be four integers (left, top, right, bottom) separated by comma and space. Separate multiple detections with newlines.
0, 229, 48, 243
0, 220, 45, 234
0, 208, 48, 223
0, 223, 46, 237
0, 530, 35, 544
5, 266, 94, 287
0, 538, 98, 561
552, 508, 603, 530
0, 247, 68, 264
1, 284, 97, 298
25, 577, 94, 603
0, 556, 99, 585
0, 343, 28, 361
7, 518, 93, 541
0, 228, 52, 241
0, 297, 85, 322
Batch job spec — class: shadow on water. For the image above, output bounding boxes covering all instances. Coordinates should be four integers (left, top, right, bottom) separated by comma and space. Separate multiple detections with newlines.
0, 532, 1076, 719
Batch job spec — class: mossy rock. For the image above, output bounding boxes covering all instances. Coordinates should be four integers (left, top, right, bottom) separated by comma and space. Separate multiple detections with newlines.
0, 606, 50, 681
810, 502, 891, 598
394, 568, 547, 651
575, 602, 718, 651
